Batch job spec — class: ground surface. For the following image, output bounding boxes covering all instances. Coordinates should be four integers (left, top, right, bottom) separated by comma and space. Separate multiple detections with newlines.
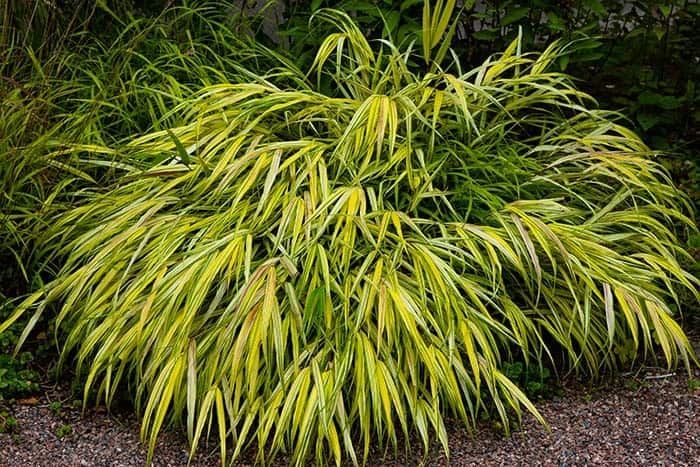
1, 345, 699, 466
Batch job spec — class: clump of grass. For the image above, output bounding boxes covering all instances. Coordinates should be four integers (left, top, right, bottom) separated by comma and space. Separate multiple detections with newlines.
2, 3, 698, 466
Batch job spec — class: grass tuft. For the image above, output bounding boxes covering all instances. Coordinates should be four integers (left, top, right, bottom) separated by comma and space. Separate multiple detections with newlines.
1, 5, 698, 466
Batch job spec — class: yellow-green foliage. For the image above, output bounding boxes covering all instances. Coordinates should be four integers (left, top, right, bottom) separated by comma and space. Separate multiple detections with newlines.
2, 7, 698, 467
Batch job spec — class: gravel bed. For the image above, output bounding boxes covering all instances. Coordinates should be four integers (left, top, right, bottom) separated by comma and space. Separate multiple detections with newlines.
1, 358, 698, 466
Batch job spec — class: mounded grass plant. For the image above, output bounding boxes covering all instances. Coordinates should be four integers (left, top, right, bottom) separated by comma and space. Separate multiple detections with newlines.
2, 4, 699, 466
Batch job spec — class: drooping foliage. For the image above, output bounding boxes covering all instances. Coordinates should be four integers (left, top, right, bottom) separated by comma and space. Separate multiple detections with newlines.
2, 4, 698, 466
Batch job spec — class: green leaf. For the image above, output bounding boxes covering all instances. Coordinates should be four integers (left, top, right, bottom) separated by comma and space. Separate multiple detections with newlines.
546, 13, 566, 32
473, 29, 499, 41
166, 129, 191, 167
400, 0, 423, 11
385, 10, 401, 35
638, 91, 682, 110
558, 54, 569, 71
500, 7, 529, 27
584, 0, 607, 16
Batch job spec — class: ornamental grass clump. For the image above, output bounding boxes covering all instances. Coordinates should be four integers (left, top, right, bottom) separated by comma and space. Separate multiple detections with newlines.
3, 5, 698, 466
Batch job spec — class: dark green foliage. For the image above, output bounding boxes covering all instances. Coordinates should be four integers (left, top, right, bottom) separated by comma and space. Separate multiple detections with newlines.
0, 302, 41, 400
688, 377, 700, 392
0, 410, 18, 433
501, 361, 554, 399
55, 424, 72, 437
0, 354, 40, 400
624, 377, 650, 392
49, 401, 62, 416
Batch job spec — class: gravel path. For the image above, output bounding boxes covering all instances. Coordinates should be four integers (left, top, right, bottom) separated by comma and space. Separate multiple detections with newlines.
1, 358, 698, 466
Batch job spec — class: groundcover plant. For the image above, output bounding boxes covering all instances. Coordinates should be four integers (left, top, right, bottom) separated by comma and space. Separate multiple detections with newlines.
2, 5, 698, 466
